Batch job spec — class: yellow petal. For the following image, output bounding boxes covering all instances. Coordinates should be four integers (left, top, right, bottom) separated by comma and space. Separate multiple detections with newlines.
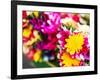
34, 49, 42, 62
23, 28, 31, 38
61, 52, 80, 67
33, 11, 39, 18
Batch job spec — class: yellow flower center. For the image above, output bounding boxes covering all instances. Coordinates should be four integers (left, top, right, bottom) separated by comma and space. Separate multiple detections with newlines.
65, 33, 84, 55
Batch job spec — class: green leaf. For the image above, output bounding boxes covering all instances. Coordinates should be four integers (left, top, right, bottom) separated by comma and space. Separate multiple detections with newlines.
71, 27, 76, 32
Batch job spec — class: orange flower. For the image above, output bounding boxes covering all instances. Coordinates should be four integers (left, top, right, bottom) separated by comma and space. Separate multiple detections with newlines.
59, 52, 81, 67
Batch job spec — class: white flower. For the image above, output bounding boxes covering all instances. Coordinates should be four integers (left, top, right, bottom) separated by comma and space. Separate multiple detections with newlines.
74, 24, 89, 34
26, 11, 33, 16
61, 18, 78, 29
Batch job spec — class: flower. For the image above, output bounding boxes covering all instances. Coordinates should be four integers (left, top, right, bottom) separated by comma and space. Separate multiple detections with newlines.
23, 24, 33, 39
22, 11, 27, 19
77, 24, 89, 35
22, 11, 30, 28
33, 11, 39, 18
33, 49, 42, 62
61, 13, 80, 22
42, 12, 61, 34
36, 34, 58, 50
61, 13, 80, 31
65, 33, 84, 55
72, 14, 80, 22
22, 11, 90, 66
58, 52, 81, 67
23, 29, 41, 46
57, 30, 70, 48
26, 48, 42, 62
30, 12, 61, 34
61, 18, 79, 29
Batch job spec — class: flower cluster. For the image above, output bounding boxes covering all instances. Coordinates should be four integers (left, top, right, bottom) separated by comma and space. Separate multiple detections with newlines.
22, 11, 90, 67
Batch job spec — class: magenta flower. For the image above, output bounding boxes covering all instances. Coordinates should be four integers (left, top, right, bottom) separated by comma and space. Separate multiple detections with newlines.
30, 12, 61, 34
37, 34, 58, 50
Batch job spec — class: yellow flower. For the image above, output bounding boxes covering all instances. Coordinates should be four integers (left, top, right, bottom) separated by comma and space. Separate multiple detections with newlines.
61, 52, 80, 67
33, 11, 39, 18
23, 25, 32, 38
33, 49, 42, 62
24, 30, 41, 46
65, 33, 84, 55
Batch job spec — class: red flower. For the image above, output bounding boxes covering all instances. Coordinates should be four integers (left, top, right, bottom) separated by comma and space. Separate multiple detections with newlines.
81, 44, 89, 54
72, 14, 80, 22
22, 11, 27, 19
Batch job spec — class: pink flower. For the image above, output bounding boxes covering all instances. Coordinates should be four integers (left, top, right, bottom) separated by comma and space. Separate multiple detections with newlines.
57, 30, 70, 48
